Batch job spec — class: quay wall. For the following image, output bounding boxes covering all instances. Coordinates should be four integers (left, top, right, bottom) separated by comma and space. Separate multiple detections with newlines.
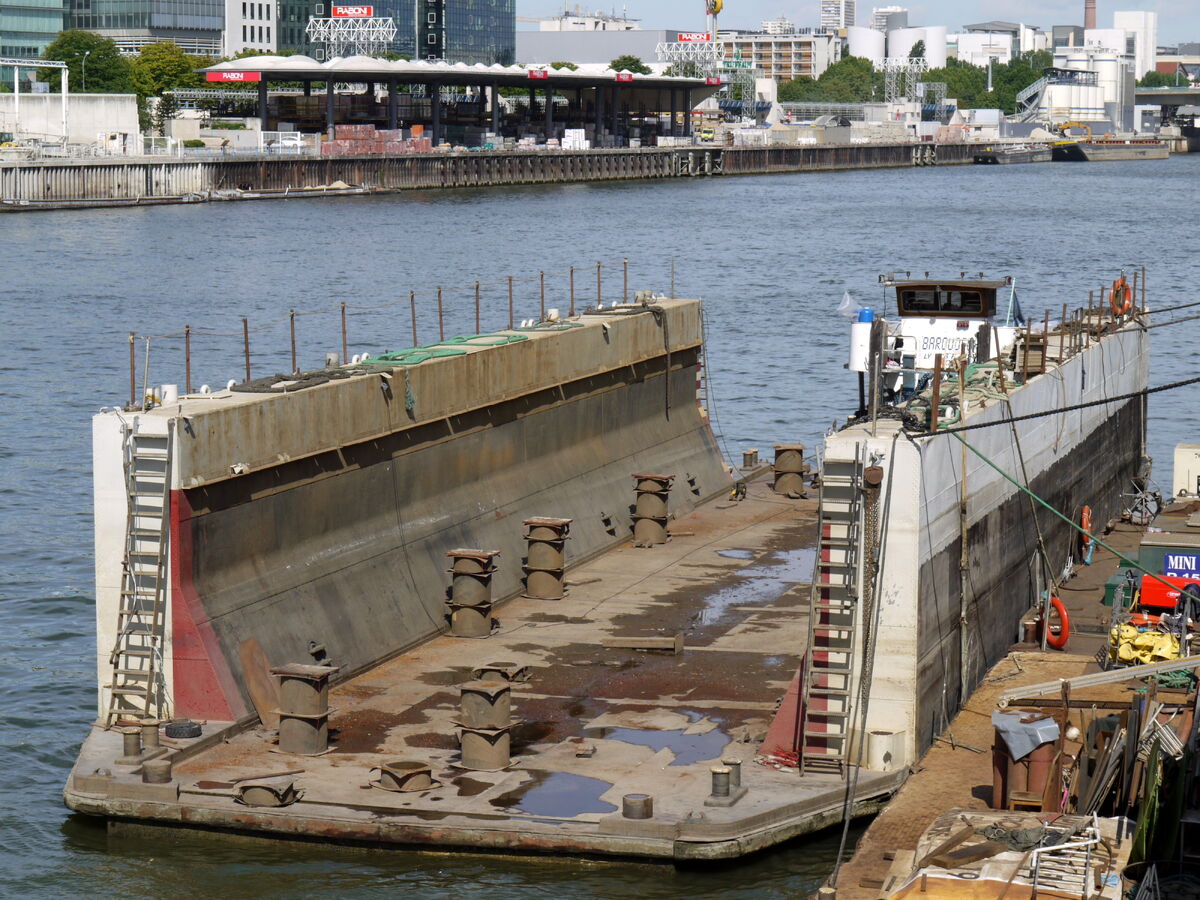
92, 301, 731, 721
6, 143, 971, 208
825, 323, 1147, 764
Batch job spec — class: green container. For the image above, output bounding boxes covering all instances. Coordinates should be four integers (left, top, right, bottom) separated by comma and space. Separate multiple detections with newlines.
1104, 568, 1140, 607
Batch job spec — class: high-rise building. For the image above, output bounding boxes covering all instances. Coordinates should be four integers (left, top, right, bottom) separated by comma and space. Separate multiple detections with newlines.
277, 0, 512, 64
1113, 10, 1157, 77
819, 0, 853, 30
870, 5, 905, 32
724, 27, 840, 82
2, 0, 68, 57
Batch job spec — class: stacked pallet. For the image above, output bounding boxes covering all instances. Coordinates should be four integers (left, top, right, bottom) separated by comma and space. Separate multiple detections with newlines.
320, 124, 435, 156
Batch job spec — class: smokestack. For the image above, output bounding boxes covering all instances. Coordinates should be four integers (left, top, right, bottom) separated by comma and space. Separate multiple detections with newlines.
1084, 0, 1096, 30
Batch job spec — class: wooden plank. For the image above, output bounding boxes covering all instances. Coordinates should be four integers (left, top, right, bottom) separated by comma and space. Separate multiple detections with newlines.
238, 637, 280, 728
600, 633, 684, 655
916, 823, 974, 868
927, 840, 1008, 868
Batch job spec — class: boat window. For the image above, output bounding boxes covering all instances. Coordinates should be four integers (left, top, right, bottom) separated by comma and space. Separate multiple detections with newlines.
901, 290, 939, 312
898, 288, 989, 316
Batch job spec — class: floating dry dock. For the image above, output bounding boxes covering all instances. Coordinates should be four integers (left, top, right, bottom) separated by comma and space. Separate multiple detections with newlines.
67, 299, 900, 858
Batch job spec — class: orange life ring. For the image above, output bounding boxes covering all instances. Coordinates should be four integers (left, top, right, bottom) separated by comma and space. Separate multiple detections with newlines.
1129, 612, 1160, 628
1109, 276, 1133, 316
1080, 505, 1093, 550
1046, 595, 1070, 650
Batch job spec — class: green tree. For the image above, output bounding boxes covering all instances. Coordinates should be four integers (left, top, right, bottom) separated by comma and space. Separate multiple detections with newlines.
1138, 69, 1181, 87
777, 75, 823, 101
909, 40, 925, 60
131, 41, 209, 97
609, 54, 651, 75
664, 60, 702, 78
40, 30, 133, 92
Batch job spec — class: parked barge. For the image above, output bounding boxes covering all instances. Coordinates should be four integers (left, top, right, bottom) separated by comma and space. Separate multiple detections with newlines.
66, 274, 1151, 863
972, 144, 1053, 164
1051, 138, 1170, 161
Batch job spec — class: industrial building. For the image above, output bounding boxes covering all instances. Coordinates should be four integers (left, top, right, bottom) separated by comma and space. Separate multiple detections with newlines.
1, 0, 66, 57
67, 0, 224, 55
1112, 10, 1157, 77
1016, 41, 1137, 132
869, 6, 905, 32
200, 55, 717, 147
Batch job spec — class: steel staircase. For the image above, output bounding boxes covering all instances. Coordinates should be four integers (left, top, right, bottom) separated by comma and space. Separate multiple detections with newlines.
104, 419, 173, 727
798, 448, 865, 776
1013, 76, 1048, 123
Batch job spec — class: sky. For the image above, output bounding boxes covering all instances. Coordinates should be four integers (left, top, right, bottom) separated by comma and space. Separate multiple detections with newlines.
515, 0, 1198, 44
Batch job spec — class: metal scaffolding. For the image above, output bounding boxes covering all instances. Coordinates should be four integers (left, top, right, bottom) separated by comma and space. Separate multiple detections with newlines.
305, 17, 398, 59
882, 57, 928, 103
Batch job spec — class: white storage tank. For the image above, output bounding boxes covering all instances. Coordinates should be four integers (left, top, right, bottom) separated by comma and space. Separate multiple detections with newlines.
847, 25, 885, 66
922, 26, 948, 68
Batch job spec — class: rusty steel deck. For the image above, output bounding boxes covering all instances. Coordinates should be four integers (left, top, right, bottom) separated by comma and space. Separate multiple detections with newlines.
65, 475, 904, 860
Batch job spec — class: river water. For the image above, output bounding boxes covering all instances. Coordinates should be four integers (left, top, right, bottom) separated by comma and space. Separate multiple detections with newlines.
1, 156, 1197, 897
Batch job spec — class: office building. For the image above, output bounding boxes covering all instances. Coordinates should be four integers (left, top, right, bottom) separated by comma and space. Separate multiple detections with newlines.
535, 8, 638, 31
277, 0, 513, 65
723, 28, 840, 82
67, 0, 224, 55
760, 16, 794, 35
225, 0, 275, 54
2, 0, 67, 57
517, 28, 672, 65
819, 0, 853, 30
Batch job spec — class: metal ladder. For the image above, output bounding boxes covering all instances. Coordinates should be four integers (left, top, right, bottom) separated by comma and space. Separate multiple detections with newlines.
1026, 825, 1100, 899
104, 419, 173, 727
798, 447, 865, 776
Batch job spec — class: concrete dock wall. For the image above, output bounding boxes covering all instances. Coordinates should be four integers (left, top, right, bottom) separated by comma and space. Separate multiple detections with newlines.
825, 322, 1147, 764
92, 302, 731, 721
5, 142, 971, 208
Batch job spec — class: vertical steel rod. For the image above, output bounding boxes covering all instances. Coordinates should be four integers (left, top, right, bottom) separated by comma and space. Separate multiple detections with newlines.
1060, 303, 1067, 359
930, 354, 942, 433
671, 257, 676, 298
539, 270, 545, 320
596, 261, 602, 306
340, 302, 348, 364
184, 324, 192, 394
242, 317, 251, 383
410, 290, 417, 346
475, 282, 481, 334
129, 331, 136, 408
289, 311, 297, 373
569, 266, 575, 316
623, 257, 628, 303
1141, 265, 1147, 309
437, 286, 444, 341
508, 276, 514, 330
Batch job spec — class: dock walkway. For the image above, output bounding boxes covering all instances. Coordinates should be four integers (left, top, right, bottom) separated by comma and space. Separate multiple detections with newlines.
67, 475, 904, 859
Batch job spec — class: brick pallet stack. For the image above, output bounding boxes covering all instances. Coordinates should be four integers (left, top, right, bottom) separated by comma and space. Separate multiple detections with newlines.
320, 124, 435, 156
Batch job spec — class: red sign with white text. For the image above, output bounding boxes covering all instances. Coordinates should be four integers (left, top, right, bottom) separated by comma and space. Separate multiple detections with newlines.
705, 76, 721, 85
677, 32, 711, 41
332, 5, 373, 15
614, 72, 633, 82
207, 71, 261, 82
528, 69, 549, 79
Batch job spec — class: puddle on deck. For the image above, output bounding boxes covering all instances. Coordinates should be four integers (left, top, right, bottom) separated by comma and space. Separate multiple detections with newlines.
715, 549, 756, 560
488, 771, 617, 817
582, 713, 730, 766
697, 547, 816, 625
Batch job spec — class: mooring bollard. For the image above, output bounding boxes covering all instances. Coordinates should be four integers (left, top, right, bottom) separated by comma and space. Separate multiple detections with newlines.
456, 678, 516, 770
142, 758, 172, 784
631, 473, 674, 546
140, 718, 161, 751
118, 727, 143, 765
446, 548, 500, 638
271, 663, 339, 755
622, 793, 653, 819
523, 516, 571, 600
772, 443, 808, 496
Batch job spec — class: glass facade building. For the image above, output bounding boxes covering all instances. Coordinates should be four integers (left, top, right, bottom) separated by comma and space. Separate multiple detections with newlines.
68, 0, 224, 54
278, 0, 511, 64
1, 0, 68, 58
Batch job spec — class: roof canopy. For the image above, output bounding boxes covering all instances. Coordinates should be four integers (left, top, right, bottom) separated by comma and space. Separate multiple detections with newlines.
200, 55, 716, 95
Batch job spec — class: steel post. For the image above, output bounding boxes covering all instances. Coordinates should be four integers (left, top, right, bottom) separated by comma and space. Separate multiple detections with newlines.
128, 332, 135, 408
257, 78, 268, 125
409, 290, 417, 346
242, 317, 251, 382
289, 311, 296, 373
475, 281, 481, 334
491, 82, 500, 133
184, 324, 192, 393
683, 89, 692, 135
325, 79, 335, 136
340, 301, 348, 364
387, 79, 398, 129
430, 82, 442, 146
